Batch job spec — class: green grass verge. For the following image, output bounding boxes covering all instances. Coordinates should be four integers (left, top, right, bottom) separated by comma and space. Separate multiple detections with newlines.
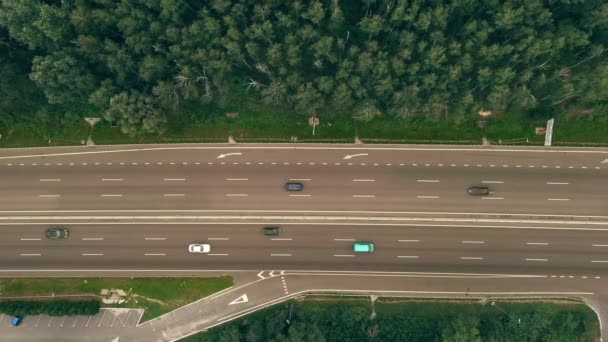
183, 296, 599, 342
357, 117, 482, 143
0, 276, 232, 322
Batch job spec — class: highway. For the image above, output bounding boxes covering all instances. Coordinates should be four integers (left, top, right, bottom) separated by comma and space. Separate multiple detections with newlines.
0, 143, 606, 341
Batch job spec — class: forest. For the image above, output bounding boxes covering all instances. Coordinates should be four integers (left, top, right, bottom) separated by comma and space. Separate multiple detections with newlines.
0, 0, 607, 140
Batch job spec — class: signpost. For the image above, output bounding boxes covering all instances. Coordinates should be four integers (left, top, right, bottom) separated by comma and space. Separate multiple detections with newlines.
544, 118, 555, 146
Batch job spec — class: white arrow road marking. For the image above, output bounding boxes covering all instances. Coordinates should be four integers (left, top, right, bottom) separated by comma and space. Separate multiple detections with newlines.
217, 152, 243, 159
257, 271, 266, 280
228, 294, 249, 305
343, 153, 368, 160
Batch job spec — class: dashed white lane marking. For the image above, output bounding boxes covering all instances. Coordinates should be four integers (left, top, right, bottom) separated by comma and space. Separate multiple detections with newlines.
163, 194, 185, 197
39, 179, 61, 182
82, 253, 103, 256
101, 178, 123, 181
145, 237, 166, 240
353, 179, 375, 182
417, 180, 440, 183
290, 178, 311, 181
460, 257, 484, 260
352, 195, 375, 198
482, 197, 504, 200
592, 244, 608, 247
144, 253, 166, 256
20, 254, 41, 256
39, 194, 60, 198
591, 260, 608, 263
101, 194, 123, 197
546, 182, 569, 185
334, 238, 355, 241
163, 178, 186, 181
526, 242, 549, 246
398, 240, 420, 242
289, 194, 311, 197
226, 194, 248, 197
82, 238, 104, 241
397, 256, 419, 259
20, 238, 41, 241
462, 241, 485, 244
208, 253, 229, 256
525, 258, 548, 262
417, 196, 439, 199
547, 198, 570, 201
271, 238, 293, 241
482, 181, 504, 184
208, 238, 229, 241
334, 254, 355, 257
270, 254, 292, 257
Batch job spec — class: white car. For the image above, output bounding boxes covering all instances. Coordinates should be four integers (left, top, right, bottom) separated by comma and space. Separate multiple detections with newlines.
188, 243, 211, 253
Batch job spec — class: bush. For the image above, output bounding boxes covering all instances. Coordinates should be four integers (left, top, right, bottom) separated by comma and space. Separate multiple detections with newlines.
0, 299, 100, 316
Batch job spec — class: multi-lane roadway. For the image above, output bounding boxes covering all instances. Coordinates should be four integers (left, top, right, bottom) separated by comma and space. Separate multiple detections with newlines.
0, 143, 607, 341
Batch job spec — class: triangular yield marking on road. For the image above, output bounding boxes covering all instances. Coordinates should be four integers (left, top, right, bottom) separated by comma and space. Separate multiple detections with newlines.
229, 294, 249, 305
601, 159, 608, 164
110, 337, 119, 342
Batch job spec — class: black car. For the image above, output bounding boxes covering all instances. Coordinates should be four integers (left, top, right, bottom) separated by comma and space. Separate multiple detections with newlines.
467, 186, 490, 196
285, 182, 304, 191
46, 227, 69, 239
263, 226, 281, 236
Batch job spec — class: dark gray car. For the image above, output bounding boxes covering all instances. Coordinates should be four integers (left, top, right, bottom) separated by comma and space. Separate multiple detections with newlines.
46, 227, 69, 239
285, 182, 304, 191
468, 186, 490, 195
263, 226, 281, 236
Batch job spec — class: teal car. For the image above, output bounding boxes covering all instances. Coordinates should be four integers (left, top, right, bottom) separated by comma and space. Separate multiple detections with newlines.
353, 242, 375, 253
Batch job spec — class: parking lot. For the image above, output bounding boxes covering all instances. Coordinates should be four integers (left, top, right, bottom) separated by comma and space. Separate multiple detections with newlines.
0, 308, 144, 331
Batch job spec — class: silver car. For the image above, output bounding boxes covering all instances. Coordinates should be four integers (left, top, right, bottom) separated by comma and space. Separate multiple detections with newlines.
188, 244, 211, 253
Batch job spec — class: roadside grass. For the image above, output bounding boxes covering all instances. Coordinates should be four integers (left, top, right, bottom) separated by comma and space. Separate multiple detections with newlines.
184, 296, 599, 342
0, 121, 90, 148
357, 117, 482, 143
0, 276, 232, 322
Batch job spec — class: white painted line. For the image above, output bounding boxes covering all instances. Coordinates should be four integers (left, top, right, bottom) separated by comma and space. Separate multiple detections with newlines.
163, 178, 186, 181
397, 256, 419, 259
547, 198, 570, 201
482, 197, 504, 200
226, 178, 248, 181
163, 194, 185, 197
482, 181, 504, 184
591, 260, 608, 263
334, 254, 355, 257
460, 257, 484, 260
525, 258, 548, 262
82, 253, 103, 256
417, 196, 439, 199
398, 240, 420, 242
82, 238, 104, 241
144, 253, 166, 256
334, 238, 355, 241
592, 244, 608, 247
271, 238, 293, 241
39, 195, 60, 198
226, 194, 248, 197
352, 195, 375, 198
101, 194, 123, 197
270, 254, 292, 257
101, 178, 123, 181
145, 238, 166, 241
526, 242, 549, 246
208, 253, 228, 256
290, 178, 311, 181
20, 238, 41, 241
20, 254, 41, 256
289, 194, 311, 197
417, 180, 440, 183
352, 179, 375, 182
208, 238, 229, 241
39, 179, 61, 182
462, 241, 485, 244
546, 182, 569, 185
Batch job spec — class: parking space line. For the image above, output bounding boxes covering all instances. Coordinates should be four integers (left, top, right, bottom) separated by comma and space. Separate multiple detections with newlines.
97, 311, 106, 327
547, 198, 570, 201
163, 194, 185, 197
547, 182, 569, 185
85, 315, 92, 327
482, 197, 504, 200
145, 237, 166, 240
334, 238, 355, 241
289, 194, 311, 197
40, 179, 61, 182
271, 238, 293, 241
208, 253, 229, 256
39, 194, 60, 198
144, 253, 166, 256
417, 180, 440, 183
82, 238, 104, 241
82, 253, 104, 256
462, 241, 485, 244
525, 258, 548, 262
208, 238, 229, 240
398, 239, 420, 242
226, 178, 248, 181
526, 242, 549, 246
397, 255, 419, 259
226, 194, 248, 197
101, 194, 122, 197
270, 254, 292, 257
101, 178, 123, 181
352, 195, 375, 198
482, 181, 504, 184
353, 179, 375, 182
417, 196, 439, 199
461, 257, 484, 260
163, 178, 186, 181
290, 178, 311, 181
20, 253, 41, 256
20, 238, 41, 241
123, 311, 132, 327
334, 254, 355, 257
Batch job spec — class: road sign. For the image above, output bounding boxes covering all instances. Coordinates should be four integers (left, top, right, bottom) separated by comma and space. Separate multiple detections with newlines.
544, 118, 554, 146
229, 294, 249, 305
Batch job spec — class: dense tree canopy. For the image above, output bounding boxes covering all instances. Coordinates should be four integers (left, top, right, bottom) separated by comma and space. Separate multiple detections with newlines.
0, 0, 607, 136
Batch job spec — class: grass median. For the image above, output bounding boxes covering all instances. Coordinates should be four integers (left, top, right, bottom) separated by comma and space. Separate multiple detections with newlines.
0, 276, 232, 322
